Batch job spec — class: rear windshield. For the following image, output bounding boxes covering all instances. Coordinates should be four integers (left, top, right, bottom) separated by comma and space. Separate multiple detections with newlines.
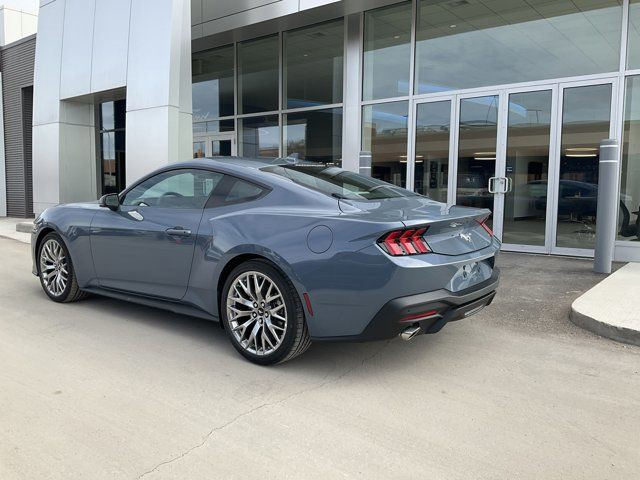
261, 164, 419, 201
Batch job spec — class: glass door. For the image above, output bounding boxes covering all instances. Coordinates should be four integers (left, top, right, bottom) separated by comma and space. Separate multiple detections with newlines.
500, 87, 556, 252
454, 93, 502, 232
412, 98, 455, 204
411, 92, 503, 231
551, 80, 616, 256
409, 80, 616, 256
193, 132, 237, 158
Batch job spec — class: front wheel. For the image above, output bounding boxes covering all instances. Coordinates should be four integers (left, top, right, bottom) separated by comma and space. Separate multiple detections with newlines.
221, 260, 311, 365
37, 232, 87, 303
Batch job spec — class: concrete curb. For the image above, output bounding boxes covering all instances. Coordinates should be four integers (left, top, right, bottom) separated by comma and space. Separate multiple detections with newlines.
570, 307, 640, 347
16, 222, 33, 233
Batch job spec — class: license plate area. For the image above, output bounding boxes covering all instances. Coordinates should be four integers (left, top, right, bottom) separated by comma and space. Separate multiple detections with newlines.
447, 259, 493, 292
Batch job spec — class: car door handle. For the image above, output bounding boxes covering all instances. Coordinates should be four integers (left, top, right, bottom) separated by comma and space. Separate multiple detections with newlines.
165, 227, 192, 237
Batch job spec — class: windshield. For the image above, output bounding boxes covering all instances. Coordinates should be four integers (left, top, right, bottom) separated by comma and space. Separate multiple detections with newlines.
261, 164, 420, 201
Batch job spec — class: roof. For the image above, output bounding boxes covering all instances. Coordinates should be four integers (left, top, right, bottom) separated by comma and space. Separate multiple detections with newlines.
200, 156, 292, 169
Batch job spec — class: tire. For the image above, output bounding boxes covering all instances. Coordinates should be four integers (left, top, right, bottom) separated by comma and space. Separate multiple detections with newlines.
221, 259, 311, 365
37, 232, 88, 303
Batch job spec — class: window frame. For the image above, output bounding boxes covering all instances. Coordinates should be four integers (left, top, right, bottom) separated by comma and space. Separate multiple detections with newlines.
204, 172, 271, 209
120, 168, 225, 210
118, 166, 271, 211
98, 99, 127, 196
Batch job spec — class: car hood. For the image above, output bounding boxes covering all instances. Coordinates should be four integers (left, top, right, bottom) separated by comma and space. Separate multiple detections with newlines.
56, 200, 101, 209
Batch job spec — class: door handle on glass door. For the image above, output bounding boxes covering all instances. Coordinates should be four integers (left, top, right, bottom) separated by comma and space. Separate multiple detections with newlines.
165, 227, 192, 237
505, 177, 513, 193
488, 177, 497, 194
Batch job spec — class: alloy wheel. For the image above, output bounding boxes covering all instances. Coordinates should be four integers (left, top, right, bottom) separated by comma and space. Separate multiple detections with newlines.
39, 239, 69, 297
226, 271, 287, 356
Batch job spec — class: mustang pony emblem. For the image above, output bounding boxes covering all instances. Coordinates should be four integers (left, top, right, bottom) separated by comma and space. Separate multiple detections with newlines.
459, 232, 472, 242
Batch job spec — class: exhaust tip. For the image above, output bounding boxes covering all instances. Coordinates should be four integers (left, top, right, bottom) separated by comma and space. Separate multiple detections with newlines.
400, 326, 422, 341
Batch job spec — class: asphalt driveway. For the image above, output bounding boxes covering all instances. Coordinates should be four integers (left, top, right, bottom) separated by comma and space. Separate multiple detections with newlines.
0, 237, 638, 479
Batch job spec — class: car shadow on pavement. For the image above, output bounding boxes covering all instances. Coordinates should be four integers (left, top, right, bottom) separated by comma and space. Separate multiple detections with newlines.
69, 292, 441, 379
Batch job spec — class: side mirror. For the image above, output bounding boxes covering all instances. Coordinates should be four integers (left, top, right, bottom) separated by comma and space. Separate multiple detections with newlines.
99, 193, 120, 211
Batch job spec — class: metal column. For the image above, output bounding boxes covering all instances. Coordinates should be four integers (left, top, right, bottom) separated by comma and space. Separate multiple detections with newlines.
594, 139, 620, 274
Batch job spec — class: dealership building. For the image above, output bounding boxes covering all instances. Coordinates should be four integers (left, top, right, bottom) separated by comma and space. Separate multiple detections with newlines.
0, 0, 639, 261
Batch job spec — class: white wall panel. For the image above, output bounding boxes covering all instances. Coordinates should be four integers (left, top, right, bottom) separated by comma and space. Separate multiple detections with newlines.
32, 123, 60, 213
58, 122, 96, 202
34, 0, 192, 210
126, 106, 176, 184
178, 0, 192, 115
32, 0, 64, 126
60, 101, 94, 128
202, 0, 278, 22
299, 0, 341, 11
127, 0, 175, 111
201, 0, 298, 37
59, 0, 95, 99
90, 0, 131, 93
191, 0, 201, 25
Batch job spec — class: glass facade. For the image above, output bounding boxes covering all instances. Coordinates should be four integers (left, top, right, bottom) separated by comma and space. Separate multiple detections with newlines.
415, 0, 622, 94
628, 0, 640, 69
238, 35, 279, 114
190, 0, 640, 258
362, 2, 412, 101
99, 100, 126, 195
193, 24, 345, 164
285, 108, 343, 164
192, 45, 234, 124
414, 101, 450, 202
239, 115, 279, 158
362, 101, 408, 188
503, 91, 553, 247
284, 20, 344, 109
456, 96, 499, 228
620, 76, 640, 242
556, 84, 612, 250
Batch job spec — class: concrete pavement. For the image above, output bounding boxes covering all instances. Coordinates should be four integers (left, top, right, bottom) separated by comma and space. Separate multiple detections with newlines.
0, 237, 639, 480
0, 217, 30, 244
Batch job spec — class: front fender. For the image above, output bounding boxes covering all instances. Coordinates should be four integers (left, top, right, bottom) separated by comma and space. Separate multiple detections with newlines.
31, 207, 97, 287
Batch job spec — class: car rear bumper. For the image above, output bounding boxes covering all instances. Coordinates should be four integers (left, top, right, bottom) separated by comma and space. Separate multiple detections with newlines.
312, 268, 499, 342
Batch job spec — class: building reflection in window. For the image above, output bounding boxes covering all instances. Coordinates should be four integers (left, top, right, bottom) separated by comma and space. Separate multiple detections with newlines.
620, 76, 640, 242
362, 101, 408, 188
556, 84, 612, 249
285, 108, 342, 165
99, 99, 126, 195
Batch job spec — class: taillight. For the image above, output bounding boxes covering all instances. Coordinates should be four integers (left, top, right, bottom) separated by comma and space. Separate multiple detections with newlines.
476, 216, 493, 237
378, 227, 431, 256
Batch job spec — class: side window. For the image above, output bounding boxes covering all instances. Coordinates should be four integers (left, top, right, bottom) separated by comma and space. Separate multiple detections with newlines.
224, 178, 265, 204
122, 169, 223, 209
206, 175, 267, 208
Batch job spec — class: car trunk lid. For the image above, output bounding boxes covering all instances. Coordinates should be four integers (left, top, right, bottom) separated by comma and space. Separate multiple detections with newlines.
337, 196, 493, 256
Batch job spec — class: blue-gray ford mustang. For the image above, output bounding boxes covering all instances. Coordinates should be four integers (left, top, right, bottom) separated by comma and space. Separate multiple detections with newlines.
32, 158, 500, 365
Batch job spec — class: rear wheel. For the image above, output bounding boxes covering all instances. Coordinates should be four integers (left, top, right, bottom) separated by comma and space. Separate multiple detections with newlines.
221, 260, 311, 365
37, 232, 87, 303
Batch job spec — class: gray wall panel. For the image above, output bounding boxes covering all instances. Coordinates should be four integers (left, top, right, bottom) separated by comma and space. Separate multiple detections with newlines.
1, 36, 35, 217
202, 0, 281, 22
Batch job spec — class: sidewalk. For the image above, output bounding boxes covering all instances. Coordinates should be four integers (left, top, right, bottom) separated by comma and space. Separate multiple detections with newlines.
571, 262, 640, 347
0, 217, 31, 244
